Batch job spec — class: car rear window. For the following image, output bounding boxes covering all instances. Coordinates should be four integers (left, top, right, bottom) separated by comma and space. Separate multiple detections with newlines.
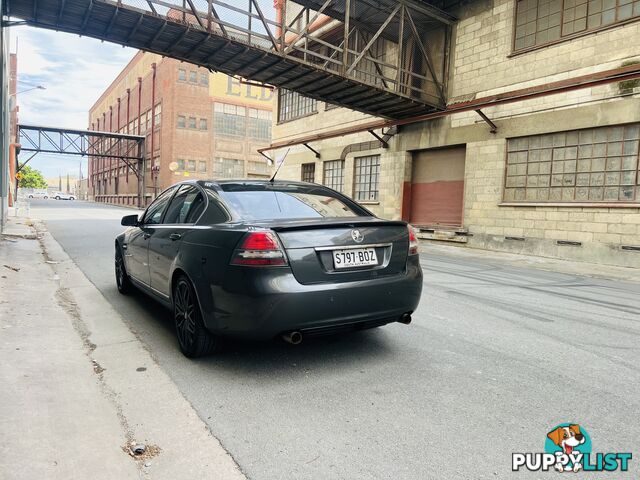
217, 186, 365, 220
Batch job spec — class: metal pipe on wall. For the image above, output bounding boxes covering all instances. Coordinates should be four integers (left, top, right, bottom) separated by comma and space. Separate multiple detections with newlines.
126, 88, 130, 183
150, 62, 157, 196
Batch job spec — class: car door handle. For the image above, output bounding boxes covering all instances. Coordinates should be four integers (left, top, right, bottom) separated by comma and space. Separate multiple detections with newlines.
169, 233, 182, 241
143, 233, 151, 239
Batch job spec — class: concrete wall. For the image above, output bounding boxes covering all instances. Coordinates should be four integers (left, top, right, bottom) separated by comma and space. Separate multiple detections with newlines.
272, 0, 640, 268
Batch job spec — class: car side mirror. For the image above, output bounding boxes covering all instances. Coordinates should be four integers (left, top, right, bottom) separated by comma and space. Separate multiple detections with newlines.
121, 214, 139, 227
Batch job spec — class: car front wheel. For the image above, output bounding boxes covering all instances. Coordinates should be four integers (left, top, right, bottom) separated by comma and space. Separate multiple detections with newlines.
55, 196, 60, 200
115, 245, 132, 294
173, 275, 218, 358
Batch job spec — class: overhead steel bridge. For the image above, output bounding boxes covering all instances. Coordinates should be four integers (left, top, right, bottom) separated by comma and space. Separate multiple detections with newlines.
3, 0, 455, 119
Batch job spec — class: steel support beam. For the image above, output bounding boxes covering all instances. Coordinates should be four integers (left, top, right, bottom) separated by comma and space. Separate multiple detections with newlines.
303, 143, 321, 158
259, 63, 640, 153
475, 109, 497, 133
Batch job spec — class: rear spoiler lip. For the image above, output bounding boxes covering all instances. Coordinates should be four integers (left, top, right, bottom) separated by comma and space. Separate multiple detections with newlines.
256, 219, 408, 232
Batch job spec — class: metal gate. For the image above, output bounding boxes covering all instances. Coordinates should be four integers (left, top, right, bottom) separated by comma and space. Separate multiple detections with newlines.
410, 146, 465, 227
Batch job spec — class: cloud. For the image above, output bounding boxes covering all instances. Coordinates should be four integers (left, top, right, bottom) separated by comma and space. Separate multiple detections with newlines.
11, 27, 136, 177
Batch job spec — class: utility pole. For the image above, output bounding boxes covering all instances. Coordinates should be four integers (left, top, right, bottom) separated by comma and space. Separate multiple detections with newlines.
66, 173, 70, 193
58, 174, 62, 191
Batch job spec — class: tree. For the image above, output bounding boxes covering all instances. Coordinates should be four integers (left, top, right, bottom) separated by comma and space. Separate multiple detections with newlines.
18, 165, 48, 189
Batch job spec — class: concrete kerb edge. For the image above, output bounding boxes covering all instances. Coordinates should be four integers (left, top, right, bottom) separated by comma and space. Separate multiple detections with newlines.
31, 220, 246, 480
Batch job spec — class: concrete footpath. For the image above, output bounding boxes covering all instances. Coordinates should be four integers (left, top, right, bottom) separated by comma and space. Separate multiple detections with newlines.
0, 215, 246, 480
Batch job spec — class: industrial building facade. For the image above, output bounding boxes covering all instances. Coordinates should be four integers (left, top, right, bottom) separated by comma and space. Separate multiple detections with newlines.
88, 52, 273, 205
272, 0, 640, 268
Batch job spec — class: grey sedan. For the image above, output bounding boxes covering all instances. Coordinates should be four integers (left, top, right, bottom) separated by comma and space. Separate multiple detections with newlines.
115, 180, 422, 357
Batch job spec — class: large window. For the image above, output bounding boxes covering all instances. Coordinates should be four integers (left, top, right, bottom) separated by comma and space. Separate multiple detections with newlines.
504, 124, 640, 203
301, 163, 315, 183
514, 0, 640, 51
323, 160, 345, 192
278, 89, 317, 122
214, 158, 245, 178
213, 103, 246, 137
354, 155, 381, 201
248, 161, 269, 175
248, 108, 272, 140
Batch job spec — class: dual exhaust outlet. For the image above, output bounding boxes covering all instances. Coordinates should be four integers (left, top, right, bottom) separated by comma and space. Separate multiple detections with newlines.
281, 313, 412, 345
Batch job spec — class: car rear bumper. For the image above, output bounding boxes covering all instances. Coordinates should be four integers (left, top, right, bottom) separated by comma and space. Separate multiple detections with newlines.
204, 256, 423, 339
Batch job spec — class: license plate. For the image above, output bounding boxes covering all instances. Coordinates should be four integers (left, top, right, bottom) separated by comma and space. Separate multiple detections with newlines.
333, 248, 378, 269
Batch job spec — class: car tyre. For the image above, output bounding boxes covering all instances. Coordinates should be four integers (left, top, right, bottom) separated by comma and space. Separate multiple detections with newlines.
70, 197, 75, 201
55, 196, 60, 200
173, 275, 218, 358
28, 195, 33, 198
115, 245, 132, 294
44, 196, 48, 199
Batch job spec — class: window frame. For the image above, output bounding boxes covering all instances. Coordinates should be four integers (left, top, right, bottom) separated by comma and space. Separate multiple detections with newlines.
322, 160, 345, 192
277, 89, 317, 123
301, 162, 316, 183
501, 123, 640, 206
353, 155, 381, 202
511, 0, 640, 55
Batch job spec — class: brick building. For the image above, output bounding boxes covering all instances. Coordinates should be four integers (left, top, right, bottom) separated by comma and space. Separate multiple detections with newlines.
272, 0, 640, 268
89, 52, 273, 206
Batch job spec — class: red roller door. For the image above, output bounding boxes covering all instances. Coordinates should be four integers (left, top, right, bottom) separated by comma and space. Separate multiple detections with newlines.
409, 146, 466, 227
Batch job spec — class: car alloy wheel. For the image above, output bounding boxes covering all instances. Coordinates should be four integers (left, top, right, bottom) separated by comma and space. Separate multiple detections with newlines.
173, 276, 217, 358
115, 246, 132, 294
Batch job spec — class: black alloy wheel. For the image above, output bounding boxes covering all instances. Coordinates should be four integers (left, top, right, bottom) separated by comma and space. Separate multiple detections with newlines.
173, 275, 217, 358
115, 245, 132, 294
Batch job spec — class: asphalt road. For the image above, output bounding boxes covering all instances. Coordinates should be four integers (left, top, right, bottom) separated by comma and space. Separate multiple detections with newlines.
30, 199, 640, 479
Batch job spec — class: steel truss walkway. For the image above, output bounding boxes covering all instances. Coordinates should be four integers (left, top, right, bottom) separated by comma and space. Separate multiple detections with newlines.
17, 124, 147, 206
3, 0, 455, 119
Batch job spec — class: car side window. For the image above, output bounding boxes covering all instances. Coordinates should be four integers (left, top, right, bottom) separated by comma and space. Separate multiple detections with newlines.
202, 190, 230, 224
142, 187, 177, 225
164, 185, 204, 224
185, 193, 205, 224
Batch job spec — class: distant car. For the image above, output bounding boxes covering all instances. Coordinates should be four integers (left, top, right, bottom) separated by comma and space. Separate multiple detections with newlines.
115, 180, 423, 357
53, 192, 76, 200
27, 192, 48, 199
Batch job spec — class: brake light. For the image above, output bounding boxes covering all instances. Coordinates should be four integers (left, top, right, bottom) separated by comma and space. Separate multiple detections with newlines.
408, 224, 419, 255
230, 231, 288, 266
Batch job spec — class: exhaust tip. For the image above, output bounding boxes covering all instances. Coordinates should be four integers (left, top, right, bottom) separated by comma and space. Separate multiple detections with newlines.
398, 313, 412, 325
283, 331, 303, 345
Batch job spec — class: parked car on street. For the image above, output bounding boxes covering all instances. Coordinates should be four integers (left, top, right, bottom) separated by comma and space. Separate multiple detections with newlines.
27, 192, 49, 199
115, 180, 422, 357
53, 192, 76, 200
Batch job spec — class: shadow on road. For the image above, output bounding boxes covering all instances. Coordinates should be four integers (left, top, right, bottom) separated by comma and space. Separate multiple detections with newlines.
123, 287, 398, 378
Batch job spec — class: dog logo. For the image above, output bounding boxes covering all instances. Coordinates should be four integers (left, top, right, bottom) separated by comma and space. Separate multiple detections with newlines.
546, 424, 587, 472
351, 229, 364, 243
512, 423, 632, 473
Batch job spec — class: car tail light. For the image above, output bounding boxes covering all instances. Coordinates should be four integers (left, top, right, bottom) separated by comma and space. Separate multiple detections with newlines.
408, 224, 419, 256
230, 231, 288, 266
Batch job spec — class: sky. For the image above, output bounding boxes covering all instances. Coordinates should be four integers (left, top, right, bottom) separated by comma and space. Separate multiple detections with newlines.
11, 27, 136, 178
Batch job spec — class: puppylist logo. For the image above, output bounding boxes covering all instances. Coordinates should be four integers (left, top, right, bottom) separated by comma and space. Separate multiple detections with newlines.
512, 424, 632, 473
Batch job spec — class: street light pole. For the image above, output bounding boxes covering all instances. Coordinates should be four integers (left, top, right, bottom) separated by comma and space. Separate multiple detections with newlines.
10, 85, 45, 97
